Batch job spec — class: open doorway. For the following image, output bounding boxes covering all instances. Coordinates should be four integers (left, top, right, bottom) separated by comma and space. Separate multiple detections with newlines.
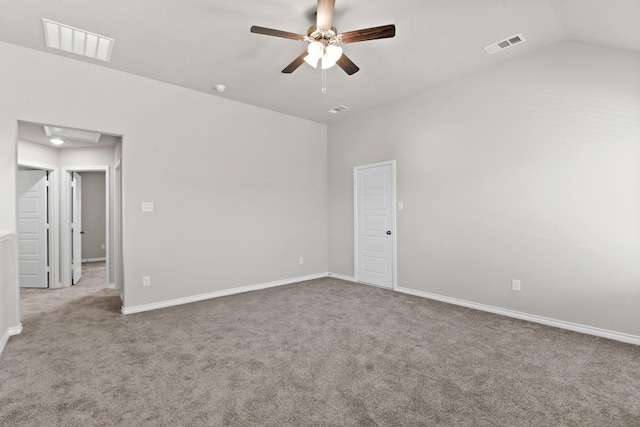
62, 167, 110, 287
16, 120, 123, 295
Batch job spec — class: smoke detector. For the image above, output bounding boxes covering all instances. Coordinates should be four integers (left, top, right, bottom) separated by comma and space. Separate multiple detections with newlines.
213, 84, 226, 93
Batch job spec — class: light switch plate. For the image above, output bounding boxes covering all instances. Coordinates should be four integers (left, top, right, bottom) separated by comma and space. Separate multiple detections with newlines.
142, 202, 154, 212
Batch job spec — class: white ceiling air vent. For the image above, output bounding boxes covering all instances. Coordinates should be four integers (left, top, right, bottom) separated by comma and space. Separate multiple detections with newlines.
484, 34, 526, 55
44, 125, 102, 143
328, 105, 349, 114
42, 19, 114, 62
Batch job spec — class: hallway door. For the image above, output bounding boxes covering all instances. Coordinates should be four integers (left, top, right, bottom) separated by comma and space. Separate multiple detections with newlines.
355, 162, 396, 288
18, 169, 49, 288
72, 172, 83, 285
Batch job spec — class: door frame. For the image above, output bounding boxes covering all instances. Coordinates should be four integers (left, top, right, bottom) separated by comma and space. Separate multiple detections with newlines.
61, 166, 110, 287
17, 160, 59, 288
353, 160, 398, 290
114, 159, 123, 296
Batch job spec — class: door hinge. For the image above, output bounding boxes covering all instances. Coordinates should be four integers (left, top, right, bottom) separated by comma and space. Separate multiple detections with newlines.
46, 223, 50, 230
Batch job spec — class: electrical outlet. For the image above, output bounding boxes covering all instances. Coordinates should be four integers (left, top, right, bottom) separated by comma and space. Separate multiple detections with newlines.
143, 276, 151, 287
511, 279, 521, 292
299, 257, 304, 265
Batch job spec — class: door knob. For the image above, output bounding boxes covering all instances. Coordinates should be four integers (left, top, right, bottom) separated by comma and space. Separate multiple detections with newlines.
386, 230, 391, 235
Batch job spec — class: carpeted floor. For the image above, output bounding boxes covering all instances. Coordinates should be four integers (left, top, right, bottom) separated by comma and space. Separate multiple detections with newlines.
1, 270, 639, 426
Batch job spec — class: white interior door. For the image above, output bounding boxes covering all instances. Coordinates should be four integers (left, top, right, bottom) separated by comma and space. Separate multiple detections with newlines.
72, 172, 82, 285
18, 170, 49, 288
355, 163, 395, 288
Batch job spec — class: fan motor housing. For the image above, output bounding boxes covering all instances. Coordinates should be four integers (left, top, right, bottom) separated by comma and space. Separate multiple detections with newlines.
307, 25, 339, 45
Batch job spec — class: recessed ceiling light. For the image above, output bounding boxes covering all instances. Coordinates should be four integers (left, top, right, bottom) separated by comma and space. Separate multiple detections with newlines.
50, 138, 64, 145
44, 125, 101, 143
42, 19, 114, 62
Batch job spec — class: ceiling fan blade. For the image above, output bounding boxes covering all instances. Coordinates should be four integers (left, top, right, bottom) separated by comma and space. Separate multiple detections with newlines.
282, 50, 309, 74
336, 54, 359, 75
340, 24, 396, 44
316, 0, 335, 31
250, 26, 306, 41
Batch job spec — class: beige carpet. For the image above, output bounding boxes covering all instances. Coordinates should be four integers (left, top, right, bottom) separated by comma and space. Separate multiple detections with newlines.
1, 271, 639, 426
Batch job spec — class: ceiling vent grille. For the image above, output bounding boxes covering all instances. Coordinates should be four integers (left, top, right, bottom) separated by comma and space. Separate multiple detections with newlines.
328, 105, 349, 114
42, 19, 114, 62
484, 34, 526, 55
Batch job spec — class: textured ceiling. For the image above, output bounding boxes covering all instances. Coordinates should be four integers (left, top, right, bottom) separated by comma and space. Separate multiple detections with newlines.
0, 0, 638, 124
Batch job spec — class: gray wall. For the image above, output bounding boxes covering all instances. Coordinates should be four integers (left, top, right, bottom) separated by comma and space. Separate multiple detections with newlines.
0, 233, 18, 350
328, 42, 640, 337
0, 40, 328, 319
2, 38, 638, 344
79, 172, 106, 260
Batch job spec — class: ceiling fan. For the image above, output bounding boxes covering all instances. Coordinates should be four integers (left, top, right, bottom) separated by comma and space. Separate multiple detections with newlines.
250, 0, 395, 76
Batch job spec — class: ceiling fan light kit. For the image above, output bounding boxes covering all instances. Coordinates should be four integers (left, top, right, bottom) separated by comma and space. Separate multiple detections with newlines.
304, 40, 343, 69
250, 0, 395, 92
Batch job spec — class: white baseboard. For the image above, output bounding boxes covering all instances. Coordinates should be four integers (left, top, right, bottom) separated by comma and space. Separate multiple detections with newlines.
327, 272, 358, 282
82, 257, 106, 262
122, 273, 328, 315
0, 324, 23, 358
395, 286, 640, 346
9, 324, 23, 336
0, 330, 8, 357
118, 271, 639, 346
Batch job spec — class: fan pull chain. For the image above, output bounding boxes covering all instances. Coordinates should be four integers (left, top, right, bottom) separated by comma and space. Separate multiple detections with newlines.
321, 67, 327, 94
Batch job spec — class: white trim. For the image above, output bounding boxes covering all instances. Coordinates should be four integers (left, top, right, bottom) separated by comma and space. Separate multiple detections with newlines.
353, 170, 358, 282
108, 283, 116, 289
60, 170, 71, 286
113, 160, 123, 295
396, 286, 640, 346
0, 330, 8, 357
122, 273, 327, 315
353, 160, 397, 289
9, 324, 23, 336
327, 272, 357, 282
61, 166, 110, 287
1, 324, 23, 357
82, 257, 106, 262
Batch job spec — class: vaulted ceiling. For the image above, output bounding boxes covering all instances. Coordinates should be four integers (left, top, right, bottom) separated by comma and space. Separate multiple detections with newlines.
0, 0, 638, 124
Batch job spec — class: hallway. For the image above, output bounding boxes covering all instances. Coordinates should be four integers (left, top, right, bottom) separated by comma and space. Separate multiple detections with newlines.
19, 261, 118, 320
